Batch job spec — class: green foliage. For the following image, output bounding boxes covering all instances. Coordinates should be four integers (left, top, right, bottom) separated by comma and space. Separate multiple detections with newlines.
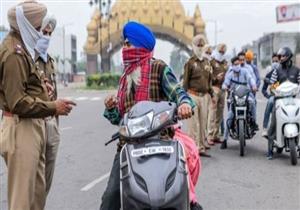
86, 73, 121, 89
261, 59, 270, 68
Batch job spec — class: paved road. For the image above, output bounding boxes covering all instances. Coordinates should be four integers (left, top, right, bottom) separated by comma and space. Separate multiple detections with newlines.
1, 88, 299, 210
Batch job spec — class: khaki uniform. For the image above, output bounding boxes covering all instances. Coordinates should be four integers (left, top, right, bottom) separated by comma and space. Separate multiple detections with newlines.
207, 59, 228, 140
0, 32, 56, 210
38, 56, 60, 194
183, 56, 213, 151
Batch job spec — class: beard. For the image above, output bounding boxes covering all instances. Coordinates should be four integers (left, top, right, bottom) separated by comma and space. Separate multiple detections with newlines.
126, 66, 141, 95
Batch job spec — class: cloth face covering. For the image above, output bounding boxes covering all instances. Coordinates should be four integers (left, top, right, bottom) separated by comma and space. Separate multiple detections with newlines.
16, 5, 43, 60
117, 47, 153, 116
35, 35, 50, 62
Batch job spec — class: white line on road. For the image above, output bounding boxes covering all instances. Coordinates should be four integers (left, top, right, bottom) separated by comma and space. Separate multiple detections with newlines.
91, 97, 102, 101
81, 172, 110, 192
61, 127, 72, 131
75, 97, 89, 101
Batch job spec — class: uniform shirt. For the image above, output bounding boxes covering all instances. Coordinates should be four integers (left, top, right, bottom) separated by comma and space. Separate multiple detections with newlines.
0, 31, 56, 118
183, 55, 213, 95
210, 59, 228, 87
222, 67, 256, 91
104, 65, 195, 125
37, 55, 57, 101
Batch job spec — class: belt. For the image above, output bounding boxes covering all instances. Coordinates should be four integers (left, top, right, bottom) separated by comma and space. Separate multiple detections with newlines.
3, 111, 13, 117
188, 89, 205, 97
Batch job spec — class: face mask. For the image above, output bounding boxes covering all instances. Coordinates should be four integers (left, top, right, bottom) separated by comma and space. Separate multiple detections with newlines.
271, 62, 280, 70
240, 63, 245, 67
35, 35, 50, 62
232, 65, 240, 73
203, 53, 212, 61
212, 51, 225, 62
192, 44, 203, 60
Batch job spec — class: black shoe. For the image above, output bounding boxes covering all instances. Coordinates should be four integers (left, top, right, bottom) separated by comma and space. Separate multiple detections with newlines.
220, 140, 227, 149
190, 202, 203, 210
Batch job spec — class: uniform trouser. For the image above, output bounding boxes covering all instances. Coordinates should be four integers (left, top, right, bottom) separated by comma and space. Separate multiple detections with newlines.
187, 94, 210, 150
224, 98, 256, 140
0, 116, 46, 210
45, 117, 60, 195
100, 152, 121, 210
263, 96, 274, 129
208, 86, 225, 140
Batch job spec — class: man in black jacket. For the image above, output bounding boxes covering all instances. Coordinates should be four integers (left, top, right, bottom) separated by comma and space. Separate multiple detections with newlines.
267, 47, 300, 159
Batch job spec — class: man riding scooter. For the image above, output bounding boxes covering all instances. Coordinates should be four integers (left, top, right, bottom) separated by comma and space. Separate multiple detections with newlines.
220, 56, 257, 149
267, 47, 300, 159
101, 21, 202, 210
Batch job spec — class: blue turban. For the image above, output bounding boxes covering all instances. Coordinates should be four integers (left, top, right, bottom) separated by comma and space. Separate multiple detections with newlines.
123, 21, 156, 51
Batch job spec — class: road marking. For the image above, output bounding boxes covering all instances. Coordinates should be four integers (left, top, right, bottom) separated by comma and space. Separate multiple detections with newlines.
61, 127, 72, 131
75, 97, 89, 101
91, 97, 101, 101
81, 172, 110, 192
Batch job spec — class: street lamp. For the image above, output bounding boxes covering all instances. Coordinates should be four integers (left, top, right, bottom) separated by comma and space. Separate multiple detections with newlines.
205, 19, 223, 47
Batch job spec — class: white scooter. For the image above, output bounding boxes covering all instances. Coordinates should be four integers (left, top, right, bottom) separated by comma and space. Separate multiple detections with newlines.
272, 81, 300, 165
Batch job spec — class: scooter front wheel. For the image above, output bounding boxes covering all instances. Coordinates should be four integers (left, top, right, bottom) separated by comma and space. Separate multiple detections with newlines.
289, 138, 297, 166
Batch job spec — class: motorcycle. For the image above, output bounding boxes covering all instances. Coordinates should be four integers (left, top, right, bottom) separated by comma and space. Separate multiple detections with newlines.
271, 81, 300, 165
105, 101, 190, 210
227, 84, 257, 156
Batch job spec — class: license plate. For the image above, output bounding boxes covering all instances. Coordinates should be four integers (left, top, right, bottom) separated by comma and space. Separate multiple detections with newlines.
131, 146, 174, 158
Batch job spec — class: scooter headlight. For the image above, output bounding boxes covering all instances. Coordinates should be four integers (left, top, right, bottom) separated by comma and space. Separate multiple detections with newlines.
235, 95, 247, 106
127, 111, 154, 136
152, 110, 171, 130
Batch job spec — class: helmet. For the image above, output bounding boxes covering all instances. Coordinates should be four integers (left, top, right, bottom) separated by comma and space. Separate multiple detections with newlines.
277, 47, 293, 64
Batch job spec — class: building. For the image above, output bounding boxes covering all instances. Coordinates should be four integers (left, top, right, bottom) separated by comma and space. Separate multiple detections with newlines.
0, 26, 9, 43
242, 32, 300, 72
48, 27, 77, 82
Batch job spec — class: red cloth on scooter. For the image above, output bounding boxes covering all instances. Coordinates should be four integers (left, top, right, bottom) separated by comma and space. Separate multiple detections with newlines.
174, 127, 201, 203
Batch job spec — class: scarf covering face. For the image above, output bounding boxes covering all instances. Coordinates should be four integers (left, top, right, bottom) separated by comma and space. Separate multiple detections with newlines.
16, 5, 43, 60
117, 48, 153, 116
35, 35, 50, 62
192, 34, 206, 60
8, 0, 47, 31
212, 50, 226, 62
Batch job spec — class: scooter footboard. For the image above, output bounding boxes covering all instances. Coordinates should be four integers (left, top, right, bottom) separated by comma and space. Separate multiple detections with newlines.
120, 139, 189, 210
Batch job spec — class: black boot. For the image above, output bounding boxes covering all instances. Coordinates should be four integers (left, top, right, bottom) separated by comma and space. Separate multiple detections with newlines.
190, 202, 203, 210
220, 140, 227, 149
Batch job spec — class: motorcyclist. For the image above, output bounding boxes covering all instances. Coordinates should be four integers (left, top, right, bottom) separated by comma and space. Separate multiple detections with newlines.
101, 21, 202, 210
220, 56, 257, 149
267, 47, 300, 159
261, 53, 280, 137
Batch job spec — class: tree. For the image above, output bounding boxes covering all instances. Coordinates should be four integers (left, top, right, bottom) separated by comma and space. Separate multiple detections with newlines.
169, 47, 189, 78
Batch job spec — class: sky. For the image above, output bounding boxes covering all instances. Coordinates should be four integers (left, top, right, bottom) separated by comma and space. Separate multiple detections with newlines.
1, 0, 299, 64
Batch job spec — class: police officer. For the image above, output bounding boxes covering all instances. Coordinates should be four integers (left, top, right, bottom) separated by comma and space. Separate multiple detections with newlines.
0, 2, 75, 210
36, 14, 61, 195
267, 47, 300, 159
207, 43, 228, 145
183, 34, 214, 157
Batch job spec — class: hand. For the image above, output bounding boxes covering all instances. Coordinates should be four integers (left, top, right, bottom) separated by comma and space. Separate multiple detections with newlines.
252, 87, 258, 92
211, 97, 217, 105
178, 103, 193, 120
55, 99, 76, 116
104, 95, 118, 110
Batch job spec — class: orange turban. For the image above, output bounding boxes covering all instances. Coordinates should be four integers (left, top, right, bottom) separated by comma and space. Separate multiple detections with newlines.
245, 50, 254, 61
7, 0, 47, 31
